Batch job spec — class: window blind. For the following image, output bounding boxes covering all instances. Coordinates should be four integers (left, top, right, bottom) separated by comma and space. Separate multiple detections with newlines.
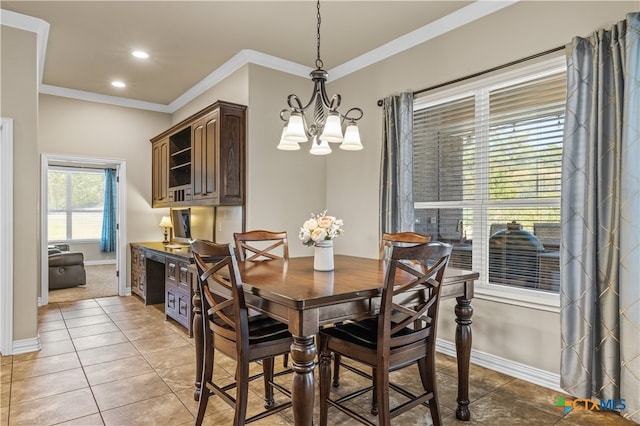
48, 168, 105, 241
413, 70, 565, 293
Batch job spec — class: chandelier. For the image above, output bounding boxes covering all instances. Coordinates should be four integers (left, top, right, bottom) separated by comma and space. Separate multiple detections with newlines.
277, 0, 363, 155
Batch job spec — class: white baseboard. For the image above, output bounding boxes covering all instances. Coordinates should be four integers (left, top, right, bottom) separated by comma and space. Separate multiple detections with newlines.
84, 259, 117, 266
12, 336, 41, 355
436, 338, 562, 393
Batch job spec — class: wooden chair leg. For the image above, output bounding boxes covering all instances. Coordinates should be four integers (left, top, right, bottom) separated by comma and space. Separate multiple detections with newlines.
262, 357, 275, 409
375, 366, 390, 426
371, 368, 378, 416
234, 360, 250, 426
332, 353, 341, 388
195, 334, 214, 426
319, 338, 332, 426
424, 355, 442, 426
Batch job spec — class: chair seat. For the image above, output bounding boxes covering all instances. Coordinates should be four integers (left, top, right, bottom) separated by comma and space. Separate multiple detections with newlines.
212, 315, 291, 345
322, 318, 423, 350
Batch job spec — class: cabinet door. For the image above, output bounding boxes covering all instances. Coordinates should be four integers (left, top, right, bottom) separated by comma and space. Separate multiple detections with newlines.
165, 284, 178, 319
166, 260, 177, 285
152, 138, 169, 206
218, 105, 245, 205
192, 111, 219, 201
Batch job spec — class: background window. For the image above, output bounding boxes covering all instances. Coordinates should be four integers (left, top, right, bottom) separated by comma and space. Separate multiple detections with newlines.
48, 167, 105, 241
413, 61, 565, 294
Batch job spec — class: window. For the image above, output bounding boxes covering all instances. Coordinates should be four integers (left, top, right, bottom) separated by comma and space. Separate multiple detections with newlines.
413, 57, 565, 304
48, 167, 105, 241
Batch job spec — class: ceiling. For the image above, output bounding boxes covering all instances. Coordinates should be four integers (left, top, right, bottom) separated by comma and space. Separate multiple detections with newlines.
1, 1, 517, 112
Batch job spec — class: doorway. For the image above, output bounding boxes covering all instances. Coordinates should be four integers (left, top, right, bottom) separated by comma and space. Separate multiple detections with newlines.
40, 154, 127, 306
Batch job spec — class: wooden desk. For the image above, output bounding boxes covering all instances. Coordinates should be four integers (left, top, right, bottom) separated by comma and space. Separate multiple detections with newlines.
192, 255, 478, 425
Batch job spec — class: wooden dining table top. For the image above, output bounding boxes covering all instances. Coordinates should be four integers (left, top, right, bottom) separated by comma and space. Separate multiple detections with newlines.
234, 255, 478, 309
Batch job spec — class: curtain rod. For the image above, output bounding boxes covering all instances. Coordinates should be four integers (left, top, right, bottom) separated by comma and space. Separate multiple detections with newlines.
376, 45, 565, 106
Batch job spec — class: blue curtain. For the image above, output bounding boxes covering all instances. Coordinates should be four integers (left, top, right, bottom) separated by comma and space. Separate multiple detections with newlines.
560, 13, 640, 423
100, 168, 117, 252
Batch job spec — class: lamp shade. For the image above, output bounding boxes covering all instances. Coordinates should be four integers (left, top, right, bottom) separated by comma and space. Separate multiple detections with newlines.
340, 123, 363, 150
320, 112, 343, 142
277, 125, 300, 151
158, 216, 172, 228
309, 137, 331, 155
283, 113, 308, 142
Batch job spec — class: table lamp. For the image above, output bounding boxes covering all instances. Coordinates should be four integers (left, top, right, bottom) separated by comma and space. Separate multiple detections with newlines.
158, 216, 173, 244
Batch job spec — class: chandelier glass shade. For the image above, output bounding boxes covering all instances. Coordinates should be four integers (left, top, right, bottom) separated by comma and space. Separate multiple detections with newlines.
278, 0, 363, 155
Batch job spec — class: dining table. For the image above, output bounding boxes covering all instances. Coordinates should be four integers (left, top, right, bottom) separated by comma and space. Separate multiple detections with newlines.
191, 255, 478, 426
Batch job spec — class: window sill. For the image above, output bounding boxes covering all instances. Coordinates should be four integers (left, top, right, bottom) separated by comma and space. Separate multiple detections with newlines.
474, 282, 560, 313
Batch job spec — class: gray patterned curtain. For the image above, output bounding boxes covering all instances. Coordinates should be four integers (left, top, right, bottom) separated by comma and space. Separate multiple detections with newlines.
560, 13, 640, 423
380, 92, 414, 236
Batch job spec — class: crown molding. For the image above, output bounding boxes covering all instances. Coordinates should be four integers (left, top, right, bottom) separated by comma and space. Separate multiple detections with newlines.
3, 1, 519, 114
329, 0, 520, 81
167, 49, 313, 112
39, 84, 172, 113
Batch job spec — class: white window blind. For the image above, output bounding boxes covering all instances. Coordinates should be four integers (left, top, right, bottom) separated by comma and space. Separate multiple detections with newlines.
48, 167, 105, 241
413, 62, 565, 296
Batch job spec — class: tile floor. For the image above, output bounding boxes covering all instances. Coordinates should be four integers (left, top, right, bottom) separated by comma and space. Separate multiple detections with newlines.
0, 295, 636, 425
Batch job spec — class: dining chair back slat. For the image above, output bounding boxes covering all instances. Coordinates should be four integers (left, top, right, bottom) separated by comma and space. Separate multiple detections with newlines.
233, 230, 289, 262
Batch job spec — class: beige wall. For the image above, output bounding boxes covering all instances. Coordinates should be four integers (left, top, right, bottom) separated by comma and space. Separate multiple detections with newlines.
1, 26, 39, 342
323, 1, 638, 373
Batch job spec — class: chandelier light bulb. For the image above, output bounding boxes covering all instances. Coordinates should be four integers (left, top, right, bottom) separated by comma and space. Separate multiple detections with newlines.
340, 122, 363, 151
284, 113, 308, 142
277, 126, 301, 151
320, 112, 344, 143
309, 136, 332, 155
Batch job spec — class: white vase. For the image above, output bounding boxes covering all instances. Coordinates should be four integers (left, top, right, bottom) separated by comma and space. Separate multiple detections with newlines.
314, 240, 334, 271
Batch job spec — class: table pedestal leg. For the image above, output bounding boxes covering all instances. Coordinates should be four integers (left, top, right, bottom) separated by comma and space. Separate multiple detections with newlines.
455, 295, 473, 421
290, 335, 316, 426
192, 285, 203, 401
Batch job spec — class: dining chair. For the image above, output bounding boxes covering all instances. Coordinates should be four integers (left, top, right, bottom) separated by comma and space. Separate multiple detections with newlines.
331, 231, 433, 388
233, 230, 292, 368
233, 230, 289, 262
318, 241, 452, 426
379, 231, 432, 259
190, 239, 293, 426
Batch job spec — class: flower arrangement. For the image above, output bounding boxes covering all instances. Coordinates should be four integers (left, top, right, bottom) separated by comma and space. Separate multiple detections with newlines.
299, 211, 344, 247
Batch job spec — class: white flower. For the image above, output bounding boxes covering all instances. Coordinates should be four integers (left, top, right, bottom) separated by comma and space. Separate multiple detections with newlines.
311, 228, 328, 242
299, 210, 344, 247
303, 218, 318, 231
299, 228, 310, 243
317, 216, 334, 229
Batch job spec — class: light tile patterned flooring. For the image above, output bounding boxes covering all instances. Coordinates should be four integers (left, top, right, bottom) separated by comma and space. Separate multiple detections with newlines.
0, 296, 636, 425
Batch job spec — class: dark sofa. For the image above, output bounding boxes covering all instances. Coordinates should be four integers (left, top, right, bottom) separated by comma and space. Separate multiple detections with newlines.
48, 245, 86, 289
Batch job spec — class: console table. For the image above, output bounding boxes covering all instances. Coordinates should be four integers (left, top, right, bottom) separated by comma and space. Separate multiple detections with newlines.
130, 242, 195, 336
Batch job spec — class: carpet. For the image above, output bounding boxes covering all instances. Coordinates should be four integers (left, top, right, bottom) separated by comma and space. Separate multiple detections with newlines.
48, 263, 118, 303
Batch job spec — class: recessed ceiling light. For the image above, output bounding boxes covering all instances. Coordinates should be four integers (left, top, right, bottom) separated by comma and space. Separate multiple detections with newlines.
132, 50, 149, 59
111, 81, 126, 88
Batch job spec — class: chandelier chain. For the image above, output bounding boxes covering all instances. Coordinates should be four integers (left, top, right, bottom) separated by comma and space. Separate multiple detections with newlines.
316, 0, 323, 69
